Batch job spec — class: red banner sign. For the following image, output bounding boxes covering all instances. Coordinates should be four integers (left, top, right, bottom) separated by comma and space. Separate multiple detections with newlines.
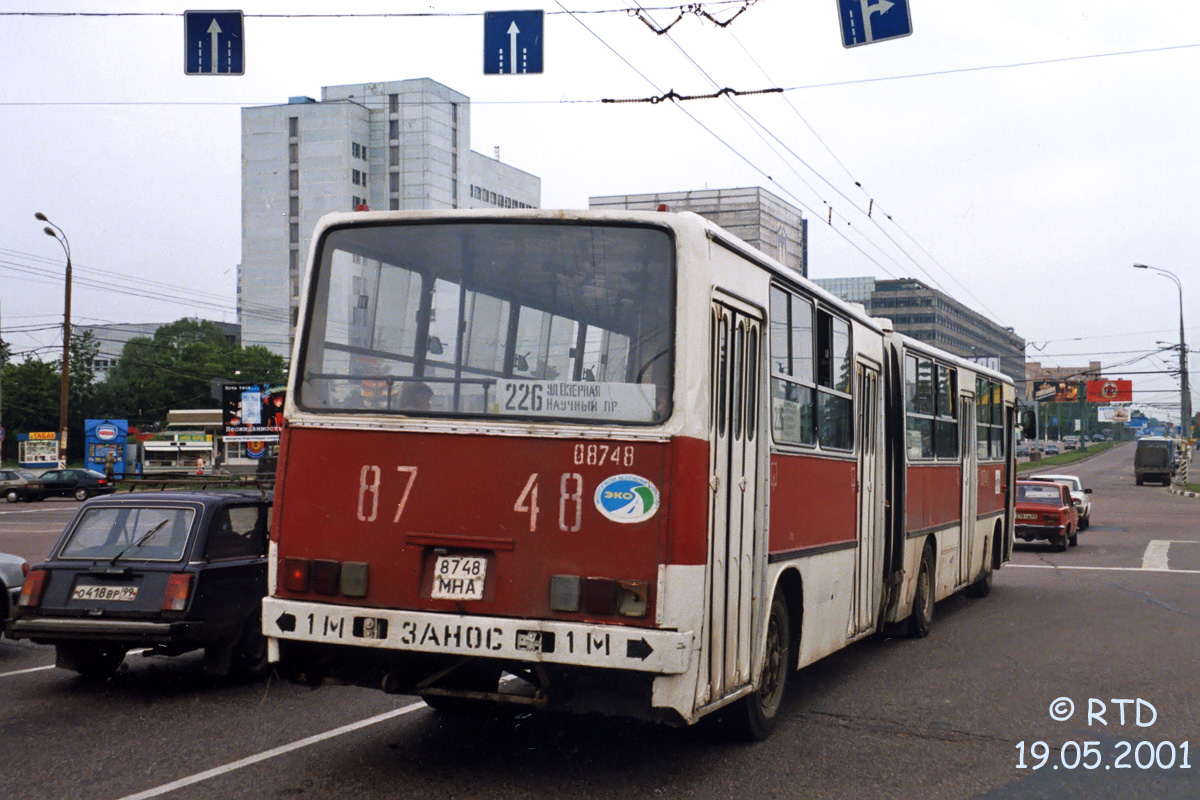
1086, 379, 1133, 403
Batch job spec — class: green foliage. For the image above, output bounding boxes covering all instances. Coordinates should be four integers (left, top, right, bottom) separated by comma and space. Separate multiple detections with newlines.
1, 357, 60, 436
93, 319, 286, 427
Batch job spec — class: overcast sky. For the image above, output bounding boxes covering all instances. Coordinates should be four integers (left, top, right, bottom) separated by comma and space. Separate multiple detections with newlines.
1, 1, 1196, 420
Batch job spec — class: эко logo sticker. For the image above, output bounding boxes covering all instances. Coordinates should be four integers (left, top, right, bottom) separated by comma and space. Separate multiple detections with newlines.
594, 474, 660, 524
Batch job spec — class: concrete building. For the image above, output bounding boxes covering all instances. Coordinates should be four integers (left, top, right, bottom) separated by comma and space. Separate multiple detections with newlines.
240, 77, 541, 357
589, 187, 809, 277
77, 321, 239, 382
813, 276, 1027, 390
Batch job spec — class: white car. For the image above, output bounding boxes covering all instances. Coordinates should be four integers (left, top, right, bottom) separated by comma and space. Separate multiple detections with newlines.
1029, 474, 1092, 530
0, 552, 30, 620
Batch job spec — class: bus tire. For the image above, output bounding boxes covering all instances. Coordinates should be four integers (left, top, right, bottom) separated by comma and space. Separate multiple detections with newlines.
725, 593, 790, 741
907, 546, 934, 638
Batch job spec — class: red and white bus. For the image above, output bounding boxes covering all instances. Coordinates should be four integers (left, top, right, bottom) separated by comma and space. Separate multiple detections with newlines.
263, 209, 1015, 738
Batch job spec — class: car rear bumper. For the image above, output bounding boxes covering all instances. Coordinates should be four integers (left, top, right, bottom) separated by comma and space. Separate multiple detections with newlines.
6, 617, 203, 644
1015, 523, 1067, 541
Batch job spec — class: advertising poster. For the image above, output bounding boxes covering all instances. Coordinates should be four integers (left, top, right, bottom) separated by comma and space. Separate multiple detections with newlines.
1086, 379, 1134, 403
222, 383, 286, 436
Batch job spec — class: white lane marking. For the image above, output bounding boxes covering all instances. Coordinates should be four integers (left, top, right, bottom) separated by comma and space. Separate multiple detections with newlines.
1143, 541, 1171, 570
1009, 564, 1200, 575
116, 701, 427, 800
0, 665, 56, 678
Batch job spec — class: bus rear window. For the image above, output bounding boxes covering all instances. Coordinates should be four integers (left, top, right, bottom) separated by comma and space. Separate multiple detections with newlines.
297, 220, 674, 425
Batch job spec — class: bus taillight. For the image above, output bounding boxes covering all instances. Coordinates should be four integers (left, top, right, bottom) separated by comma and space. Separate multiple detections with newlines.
282, 557, 369, 597
283, 557, 310, 592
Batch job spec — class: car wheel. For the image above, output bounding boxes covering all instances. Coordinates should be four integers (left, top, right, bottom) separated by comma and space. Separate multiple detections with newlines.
229, 610, 271, 682
724, 593, 790, 741
1136, 477, 1144, 486
73, 487, 89, 501
1079, 514, 1089, 531
908, 546, 935, 638
1068, 530, 1079, 547
1056, 533, 1069, 552
56, 642, 127, 681
4, 489, 18, 503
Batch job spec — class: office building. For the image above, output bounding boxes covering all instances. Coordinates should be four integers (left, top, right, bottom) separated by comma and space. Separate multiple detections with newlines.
814, 277, 1027, 391
240, 78, 541, 357
589, 187, 808, 277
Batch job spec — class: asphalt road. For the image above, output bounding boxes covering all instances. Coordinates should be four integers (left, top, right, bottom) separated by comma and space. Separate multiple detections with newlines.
1, 442, 1196, 800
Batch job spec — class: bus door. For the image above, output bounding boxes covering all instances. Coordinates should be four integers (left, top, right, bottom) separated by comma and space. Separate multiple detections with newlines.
852, 362, 883, 636
959, 393, 978, 585
701, 296, 763, 706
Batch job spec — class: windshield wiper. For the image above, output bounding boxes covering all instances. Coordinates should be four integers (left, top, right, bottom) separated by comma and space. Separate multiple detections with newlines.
109, 519, 171, 566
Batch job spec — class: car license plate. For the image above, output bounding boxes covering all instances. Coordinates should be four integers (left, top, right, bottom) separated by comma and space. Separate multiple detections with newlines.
1016, 513, 1036, 521
72, 584, 137, 601
431, 555, 487, 601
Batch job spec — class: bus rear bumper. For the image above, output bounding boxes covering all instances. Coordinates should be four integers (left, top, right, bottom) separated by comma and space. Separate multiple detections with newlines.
263, 597, 693, 675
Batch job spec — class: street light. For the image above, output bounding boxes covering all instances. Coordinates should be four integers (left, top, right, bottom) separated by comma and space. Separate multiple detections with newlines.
35, 212, 72, 468
1133, 263, 1190, 439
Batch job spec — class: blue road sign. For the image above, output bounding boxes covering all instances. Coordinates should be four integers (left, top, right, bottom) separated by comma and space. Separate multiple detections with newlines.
484, 10, 543, 75
837, 0, 911, 48
184, 10, 244, 75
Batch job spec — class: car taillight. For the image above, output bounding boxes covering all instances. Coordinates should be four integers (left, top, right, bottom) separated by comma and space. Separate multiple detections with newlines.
18, 570, 47, 608
162, 573, 193, 611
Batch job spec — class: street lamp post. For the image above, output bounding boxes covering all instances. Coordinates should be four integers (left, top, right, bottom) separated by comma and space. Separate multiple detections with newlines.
1133, 263, 1190, 440
35, 212, 72, 468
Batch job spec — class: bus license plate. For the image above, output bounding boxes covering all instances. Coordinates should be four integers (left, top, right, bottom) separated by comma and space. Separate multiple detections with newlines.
431, 555, 487, 601
73, 585, 138, 601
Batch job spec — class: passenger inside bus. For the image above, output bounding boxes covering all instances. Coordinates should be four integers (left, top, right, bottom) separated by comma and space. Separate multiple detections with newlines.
397, 381, 433, 412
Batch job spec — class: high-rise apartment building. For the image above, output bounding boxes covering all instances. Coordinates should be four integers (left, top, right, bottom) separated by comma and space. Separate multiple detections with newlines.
240, 78, 541, 356
589, 187, 808, 277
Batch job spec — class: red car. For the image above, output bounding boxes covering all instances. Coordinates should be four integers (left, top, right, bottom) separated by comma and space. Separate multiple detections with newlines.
1015, 480, 1079, 551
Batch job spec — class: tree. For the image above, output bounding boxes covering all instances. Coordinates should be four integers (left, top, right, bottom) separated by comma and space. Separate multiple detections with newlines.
1, 358, 59, 460
93, 319, 286, 427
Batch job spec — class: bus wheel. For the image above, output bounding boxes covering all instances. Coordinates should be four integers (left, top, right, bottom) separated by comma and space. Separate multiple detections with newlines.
726, 594, 790, 741
908, 547, 934, 638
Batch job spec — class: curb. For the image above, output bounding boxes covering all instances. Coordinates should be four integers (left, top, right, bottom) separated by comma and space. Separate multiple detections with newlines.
1168, 486, 1200, 499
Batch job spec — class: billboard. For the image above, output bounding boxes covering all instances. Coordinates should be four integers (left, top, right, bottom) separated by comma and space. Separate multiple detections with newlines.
1032, 381, 1081, 402
1086, 379, 1133, 403
222, 383, 286, 436
1098, 406, 1131, 423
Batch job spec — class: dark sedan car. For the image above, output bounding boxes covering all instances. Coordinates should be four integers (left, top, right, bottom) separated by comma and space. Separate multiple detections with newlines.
7, 491, 271, 680
23, 468, 117, 501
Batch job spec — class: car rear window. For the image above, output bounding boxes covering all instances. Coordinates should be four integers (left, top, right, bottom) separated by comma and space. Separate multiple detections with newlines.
1018, 485, 1064, 505
59, 507, 196, 562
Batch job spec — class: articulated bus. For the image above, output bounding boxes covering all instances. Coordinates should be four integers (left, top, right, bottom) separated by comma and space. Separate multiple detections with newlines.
263, 209, 1015, 739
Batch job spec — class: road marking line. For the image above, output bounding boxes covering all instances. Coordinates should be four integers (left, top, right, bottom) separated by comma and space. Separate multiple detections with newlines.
116, 701, 427, 800
0, 665, 55, 678
1143, 541, 1171, 570
1009, 564, 1200, 575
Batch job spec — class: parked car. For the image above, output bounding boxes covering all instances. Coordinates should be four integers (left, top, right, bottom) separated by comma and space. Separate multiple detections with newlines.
0, 469, 41, 503
1043, 443, 1060, 456
1029, 474, 1093, 530
22, 469, 116, 502
0, 552, 30, 620
1015, 480, 1079, 551
7, 491, 272, 680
